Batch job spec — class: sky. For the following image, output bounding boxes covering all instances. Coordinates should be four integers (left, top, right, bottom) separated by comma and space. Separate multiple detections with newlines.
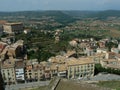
0, 0, 120, 11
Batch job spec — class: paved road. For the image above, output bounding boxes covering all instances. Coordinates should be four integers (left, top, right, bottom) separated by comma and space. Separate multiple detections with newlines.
5, 81, 50, 90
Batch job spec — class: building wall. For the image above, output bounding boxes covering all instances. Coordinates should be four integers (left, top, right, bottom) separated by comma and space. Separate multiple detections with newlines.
50, 70, 58, 78
0, 25, 3, 36
11, 24, 23, 34
67, 63, 94, 79
25, 66, 43, 81
15, 68, 25, 82
58, 71, 67, 78
1, 68, 16, 84
3, 25, 12, 34
93, 55, 105, 64
3, 23, 23, 34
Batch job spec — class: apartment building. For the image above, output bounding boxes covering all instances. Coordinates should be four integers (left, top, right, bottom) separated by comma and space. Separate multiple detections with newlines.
92, 53, 105, 64
25, 60, 44, 82
15, 60, 25, 83
32, 64, 44, 81
0, 25, 3, 36
25, 61, 33, 82
105, 52, 116, 59
50, 63, 67, 78
57, 64, 67, 78
0, 20, 7, 36
1, 60, 16, 85
50, 64, 58, 78
100, 59, 117, 67
3, 23, 24, 34
66, 57, 94, 79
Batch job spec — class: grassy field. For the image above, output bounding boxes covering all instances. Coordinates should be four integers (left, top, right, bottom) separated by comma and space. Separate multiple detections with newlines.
28, 77, 58, 90
55, 79, 109, 90
30, 86, 47, 90
20, 86, 48, 90
97, 81, 120, 90
24, 80, 120, 90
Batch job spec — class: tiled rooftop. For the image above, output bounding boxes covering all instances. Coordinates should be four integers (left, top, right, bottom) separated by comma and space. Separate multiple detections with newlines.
66, 57, 94, 66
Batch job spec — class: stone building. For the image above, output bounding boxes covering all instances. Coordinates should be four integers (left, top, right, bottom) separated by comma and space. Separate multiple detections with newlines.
15, 59, 25, 83
1, 60, 16, 85
3, 23, 24, 34
25, 60, 44, 82
66, 57, 94, 79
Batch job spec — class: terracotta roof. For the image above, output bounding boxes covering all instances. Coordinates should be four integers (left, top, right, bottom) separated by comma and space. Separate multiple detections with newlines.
1, 64, 14, 69
1, 60, 15, 69
26, 59, 38, 65
33, 64, 42, 70
49, 55, 66, 64
58, 64, 67, 71
94, 53, 106, 57
66, 57, 94, 66
26, 61, 32, 66
0, 46, 9, 55
15, 60, 24, 68
40, 61, 48, 66
107, 52, 116, 55
4, 22, 22, 25
106, 64, 120, 69
115, 54, 120, 58
50, 64, 57, 70
7, 48, 15, 56
0, 20, 7, 24
103, 59, 117, 62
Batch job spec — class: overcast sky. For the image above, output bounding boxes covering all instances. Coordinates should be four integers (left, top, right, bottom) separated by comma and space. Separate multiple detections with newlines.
0, 0, 120, 11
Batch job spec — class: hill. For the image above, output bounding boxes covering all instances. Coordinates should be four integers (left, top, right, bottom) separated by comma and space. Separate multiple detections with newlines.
62, 10, 120, 19
0, 11, 75, 24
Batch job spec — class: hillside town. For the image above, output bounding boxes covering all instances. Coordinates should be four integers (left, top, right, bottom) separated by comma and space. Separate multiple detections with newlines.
0, 21, 120, 88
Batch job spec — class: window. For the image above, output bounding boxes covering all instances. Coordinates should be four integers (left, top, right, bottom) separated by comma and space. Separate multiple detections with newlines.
3, 76, 6, 80
29, 73, 32, 75
75, 67, 78, 72
3, 73, 5, 75
35, 73, 38, 75
88, 64, 90, 68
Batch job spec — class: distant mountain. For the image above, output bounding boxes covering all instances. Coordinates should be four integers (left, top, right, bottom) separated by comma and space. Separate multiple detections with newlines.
92, 10, 120, 19
62, 10, 120, 19
62, 11, 97, 18
0, 10, 120, 23
0, 11, 75, 24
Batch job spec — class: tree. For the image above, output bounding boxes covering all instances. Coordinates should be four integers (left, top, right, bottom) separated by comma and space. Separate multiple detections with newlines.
105, 42, 118, 51
95, 64, 120, 75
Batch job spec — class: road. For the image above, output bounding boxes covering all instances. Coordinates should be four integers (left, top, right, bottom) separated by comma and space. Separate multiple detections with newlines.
5, 81, 50, 90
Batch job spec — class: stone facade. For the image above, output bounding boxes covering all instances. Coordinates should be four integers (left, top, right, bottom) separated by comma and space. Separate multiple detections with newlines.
3, 23, 24, 34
